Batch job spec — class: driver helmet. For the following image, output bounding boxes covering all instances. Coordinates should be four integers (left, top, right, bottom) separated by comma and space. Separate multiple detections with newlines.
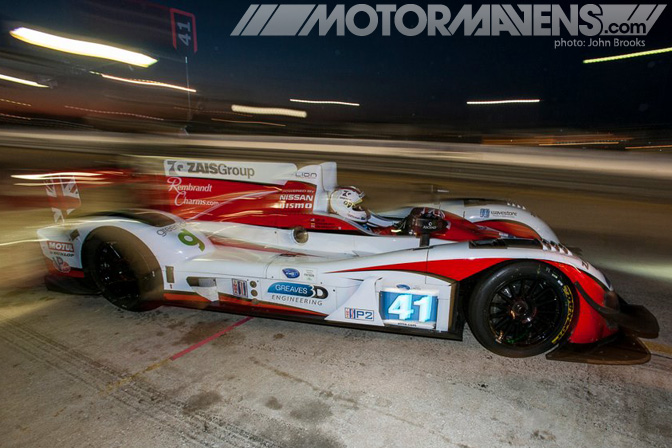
329, 187, 370, 223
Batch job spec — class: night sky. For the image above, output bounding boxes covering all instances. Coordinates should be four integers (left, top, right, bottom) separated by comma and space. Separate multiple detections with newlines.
1, 0, 671, 131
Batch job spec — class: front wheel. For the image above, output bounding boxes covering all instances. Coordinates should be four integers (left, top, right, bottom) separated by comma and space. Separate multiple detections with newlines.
467, 262, 574, 358
83, 229, 162, 311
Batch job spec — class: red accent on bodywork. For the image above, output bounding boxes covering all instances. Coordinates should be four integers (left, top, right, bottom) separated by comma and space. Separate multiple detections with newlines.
477, 220, 541, 240
336, 257, 616, 344
45, 262, 85, 278
547, 262, 617, 344
210, 237, 307, 255
332, 258, 509, 282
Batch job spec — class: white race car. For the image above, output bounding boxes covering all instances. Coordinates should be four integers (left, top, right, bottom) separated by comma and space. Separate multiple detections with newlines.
37, 159, 658, 364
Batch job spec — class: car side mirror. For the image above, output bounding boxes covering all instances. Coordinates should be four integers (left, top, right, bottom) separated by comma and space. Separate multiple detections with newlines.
411, 215, 447, 247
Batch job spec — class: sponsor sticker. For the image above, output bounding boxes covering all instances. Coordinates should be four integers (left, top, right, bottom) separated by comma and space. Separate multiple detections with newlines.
52, 256, 71, 273
479, 208, 490, 218
491, 210, 518, 217
267, 282, 328, 299
231, 279, 248, 298
303, 269, 316, 282
47, 241, 74, 253
345, 308, 374, 321
282, 268, 300, 279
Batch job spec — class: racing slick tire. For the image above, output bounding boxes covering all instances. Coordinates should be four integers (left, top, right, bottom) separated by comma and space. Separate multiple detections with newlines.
467, 261, 574, 358
83, 228, 163, 312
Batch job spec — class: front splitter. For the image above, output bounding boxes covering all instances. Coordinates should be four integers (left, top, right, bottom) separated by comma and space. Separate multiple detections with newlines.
546, 331, 651, 365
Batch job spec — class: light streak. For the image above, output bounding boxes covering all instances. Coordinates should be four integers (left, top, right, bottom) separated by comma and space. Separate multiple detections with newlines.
539, 141, 620, 146
0, 98, 32, 106
583, 46, 672, 64
466, 99, 541, 105
10, 27, 157, 67
98, 73, 196, 93
212, 118, 286, 127
290, 99, 360, 107
231, 104, 307, 118
12, 172, 102, 180
64, 105, 164, 121
626, 144, 672, 150
0, 73, 48, 88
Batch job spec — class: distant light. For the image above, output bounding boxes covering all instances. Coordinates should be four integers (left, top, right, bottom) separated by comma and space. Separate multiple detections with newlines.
467, 99, 541, 105
98, 73, 196, 93
212, 118, 286, 127
583, 47, 672, 64
290, 99, 360, 107
0, 73, 48, 88
10, 27, 157, 67
231, 104, 307, 118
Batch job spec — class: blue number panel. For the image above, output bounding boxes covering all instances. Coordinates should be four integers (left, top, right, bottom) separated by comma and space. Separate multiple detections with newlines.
380, 289, 438, 329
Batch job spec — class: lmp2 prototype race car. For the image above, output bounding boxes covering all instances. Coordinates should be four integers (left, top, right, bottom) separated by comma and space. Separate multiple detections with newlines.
37, 159, 659, 364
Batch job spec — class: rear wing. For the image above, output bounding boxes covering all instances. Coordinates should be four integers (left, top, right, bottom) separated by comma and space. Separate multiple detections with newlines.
145, 157, 338, 221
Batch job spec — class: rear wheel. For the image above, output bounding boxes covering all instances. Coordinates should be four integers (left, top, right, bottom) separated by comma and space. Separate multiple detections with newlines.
467, 262, 574, 358
83, 229, 162, 311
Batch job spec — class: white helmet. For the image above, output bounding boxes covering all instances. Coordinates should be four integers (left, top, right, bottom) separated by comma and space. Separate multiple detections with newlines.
330, 187, 370, 223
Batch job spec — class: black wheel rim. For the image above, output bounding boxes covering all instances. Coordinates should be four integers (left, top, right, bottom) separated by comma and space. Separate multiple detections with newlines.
487, 277, 564, 348
94, 242, 140, 308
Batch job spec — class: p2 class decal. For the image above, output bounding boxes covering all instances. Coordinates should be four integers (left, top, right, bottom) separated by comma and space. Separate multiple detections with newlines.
267, 282, 328, 299
282, 268, 300, 279
380, 288, 439, 330
345, 308, 374, 321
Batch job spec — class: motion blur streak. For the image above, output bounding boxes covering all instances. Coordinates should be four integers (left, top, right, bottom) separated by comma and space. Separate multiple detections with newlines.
0, 73, 48, 88
627, 145, 672, 150
12, 172, 101, 180
0, 113, 31, 120
64, 106, 164, 121
290, 99, 360, 106
231, 105, 307, 118
212, 118, 286, 127
0, 239, 45, 247
9, 27, 157, 67
539, 141, 621, 146
597, 260, 672, 284
0, 98, 32, 106
99, 73, 196, 93
466, 99, 541, 105
583, 46, 672, 64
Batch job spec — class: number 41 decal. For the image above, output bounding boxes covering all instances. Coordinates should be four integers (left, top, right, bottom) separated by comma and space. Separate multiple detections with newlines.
387, 294, 434, 322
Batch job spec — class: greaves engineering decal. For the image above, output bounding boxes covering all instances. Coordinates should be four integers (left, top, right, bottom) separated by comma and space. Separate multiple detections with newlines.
266, 282, 329, 307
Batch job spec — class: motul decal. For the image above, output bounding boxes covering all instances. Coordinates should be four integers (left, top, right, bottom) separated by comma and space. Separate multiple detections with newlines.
47, 241, 74, 253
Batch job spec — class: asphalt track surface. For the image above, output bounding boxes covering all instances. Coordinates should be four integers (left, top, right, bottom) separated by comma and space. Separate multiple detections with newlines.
1, 132, 671, 448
